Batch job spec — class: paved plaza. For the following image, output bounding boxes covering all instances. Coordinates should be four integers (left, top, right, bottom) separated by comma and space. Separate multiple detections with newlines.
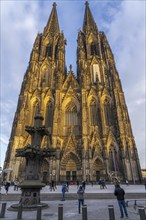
0, 184, 146, 220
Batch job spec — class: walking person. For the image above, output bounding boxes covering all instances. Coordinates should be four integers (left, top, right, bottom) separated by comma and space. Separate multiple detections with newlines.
125, 179, 129, 186
5, 181, 10, 195
82, 181, 86, 191
144, 179, 146, 190
114, 184, 128, 218
61, 183, 67, 201
14, 179, 19, 191
76, 180, 79, 188
77, 185, 84, 214
66, 181, 69, 191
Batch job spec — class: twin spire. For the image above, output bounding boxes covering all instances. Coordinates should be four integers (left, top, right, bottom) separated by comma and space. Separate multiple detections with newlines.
45, 2, 60, 36
83, 1, 98, 33
45, 1, 97, 36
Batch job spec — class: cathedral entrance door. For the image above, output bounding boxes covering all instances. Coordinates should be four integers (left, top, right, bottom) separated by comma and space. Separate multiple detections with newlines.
66, 171, 77, 181
96, 171, 100, 181
93, 158, 104, 182
66, 159, 77, 182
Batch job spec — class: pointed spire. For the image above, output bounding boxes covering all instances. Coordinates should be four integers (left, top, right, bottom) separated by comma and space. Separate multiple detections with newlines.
44, 2, 60, 36
83, 1, 98, 34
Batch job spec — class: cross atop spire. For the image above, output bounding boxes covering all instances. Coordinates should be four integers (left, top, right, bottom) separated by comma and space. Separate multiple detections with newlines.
83, 1, 98, 34
44, 2, 60, 36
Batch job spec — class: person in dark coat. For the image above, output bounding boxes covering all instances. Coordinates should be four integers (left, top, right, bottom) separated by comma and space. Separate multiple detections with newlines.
82, 181, 86, 191
61, 183, 67, 201
77, 185, 84, 214
5, 181, 10, 195
114, 184, 128, 218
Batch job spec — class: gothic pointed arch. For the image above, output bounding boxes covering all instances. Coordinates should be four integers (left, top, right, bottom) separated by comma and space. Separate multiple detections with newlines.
101, 92, 112, 126
30, 97, 40, 125
87, 96, 100, 127
106, 130, 119, 173
61, 151, 81, 170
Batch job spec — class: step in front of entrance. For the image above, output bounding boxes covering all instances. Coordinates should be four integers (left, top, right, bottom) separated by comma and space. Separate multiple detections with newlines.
0, 193, 145, 201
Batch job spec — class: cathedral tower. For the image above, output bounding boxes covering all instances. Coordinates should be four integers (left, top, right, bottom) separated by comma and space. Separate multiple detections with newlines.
4, 2, 142, 183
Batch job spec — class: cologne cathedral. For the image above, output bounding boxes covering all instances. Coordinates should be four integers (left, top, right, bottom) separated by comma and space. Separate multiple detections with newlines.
4, 2, 142, 183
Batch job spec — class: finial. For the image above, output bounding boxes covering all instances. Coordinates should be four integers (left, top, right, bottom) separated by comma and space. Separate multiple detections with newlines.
85, 0, 89, 6
53, 2, 57, 7
69, 64, 72, 71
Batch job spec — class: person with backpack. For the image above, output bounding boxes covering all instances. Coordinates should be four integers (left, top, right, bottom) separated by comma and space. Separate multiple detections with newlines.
114, 184, 128, 218
77, 185, 85, 214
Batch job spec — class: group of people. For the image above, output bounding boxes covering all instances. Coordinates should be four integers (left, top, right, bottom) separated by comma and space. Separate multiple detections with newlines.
60, 181, 129, 218
98, 178, 107, 189
0, 179, 19, 195
49, 180, 57, 191
2, 178, 146, 218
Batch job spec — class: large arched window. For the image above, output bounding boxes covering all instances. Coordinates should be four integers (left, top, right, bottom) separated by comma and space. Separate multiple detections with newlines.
90, 99, 97, 126
65, 102, 78, 126
45, 101, 53, 129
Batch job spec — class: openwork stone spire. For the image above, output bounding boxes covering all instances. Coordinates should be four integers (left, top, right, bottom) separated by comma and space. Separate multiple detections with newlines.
44, 2, 60, 36
83, 1, 98, 34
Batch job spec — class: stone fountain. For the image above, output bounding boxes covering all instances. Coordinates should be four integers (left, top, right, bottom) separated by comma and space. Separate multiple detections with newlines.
10, 113, 55, 210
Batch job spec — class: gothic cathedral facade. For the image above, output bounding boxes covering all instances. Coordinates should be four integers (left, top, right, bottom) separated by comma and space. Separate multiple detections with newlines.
4, 2, 142, 183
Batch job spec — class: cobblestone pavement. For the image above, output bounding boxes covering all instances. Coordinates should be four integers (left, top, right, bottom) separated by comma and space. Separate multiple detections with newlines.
0, 184, 145, 220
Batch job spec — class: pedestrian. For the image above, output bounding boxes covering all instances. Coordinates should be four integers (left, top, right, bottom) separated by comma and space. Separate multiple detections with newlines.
54, 180, 57, 190
61, 183, 67, 201
51, 180, 55, 191
144, 179, 146, 190
14, 179, 19, 191
77, 185, 84, 214
82, 181, 86, 191
125, 179, 129, 186
114, 184, 128, 218
77, 180, 79, 188
5, 181, 10, 195
98, 179, 102, 189
90, 181, 93, 186
66, 181, 69, 191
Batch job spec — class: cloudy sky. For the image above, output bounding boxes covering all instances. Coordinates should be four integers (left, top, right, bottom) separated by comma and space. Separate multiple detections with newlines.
1, 0, 145, 169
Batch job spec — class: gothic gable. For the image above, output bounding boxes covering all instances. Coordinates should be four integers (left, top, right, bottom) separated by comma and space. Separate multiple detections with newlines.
106, 129, 118, 151
62, 71, 80, 91
90, 127, 102, 158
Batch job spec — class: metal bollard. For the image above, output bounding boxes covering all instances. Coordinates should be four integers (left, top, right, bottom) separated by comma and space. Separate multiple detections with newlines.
36, 205, 42, 220
139, 207, 146, 220
108, 205, 115, 220
82, 205, 88, 220
0, 203, 7, 218
17, 203, 23, 220
58, 204, 63, 220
